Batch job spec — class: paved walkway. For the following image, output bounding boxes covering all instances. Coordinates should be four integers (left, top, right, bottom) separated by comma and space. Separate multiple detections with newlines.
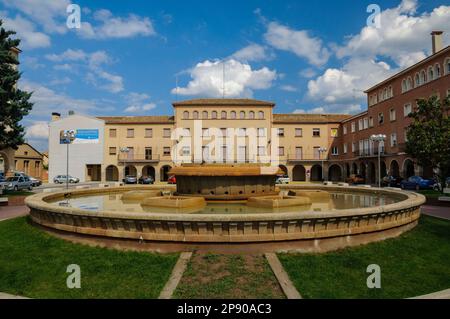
0, 205, 29, 221
421, 205, 450, 220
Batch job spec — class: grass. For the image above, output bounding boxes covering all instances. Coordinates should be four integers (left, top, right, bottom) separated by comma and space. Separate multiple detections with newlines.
174, 254, 285, 299
278, 215, 450, 299
0, 217, 179, 298
418, 189, 443, 198
0, 190, 35, 197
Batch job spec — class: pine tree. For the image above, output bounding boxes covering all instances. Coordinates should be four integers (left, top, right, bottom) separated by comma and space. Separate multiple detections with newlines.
0, 19, 33, 150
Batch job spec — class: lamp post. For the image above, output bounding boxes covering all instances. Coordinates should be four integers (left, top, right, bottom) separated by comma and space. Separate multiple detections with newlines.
318, 147, 327, 181
62, 130, 76, 190
370, 134, 386, 188
120, 147, 130, 180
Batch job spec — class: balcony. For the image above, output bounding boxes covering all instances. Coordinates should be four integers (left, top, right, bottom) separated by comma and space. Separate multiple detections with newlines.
287, 155, 322, 162
356, 149, 386, 158
118, 154, 160, 164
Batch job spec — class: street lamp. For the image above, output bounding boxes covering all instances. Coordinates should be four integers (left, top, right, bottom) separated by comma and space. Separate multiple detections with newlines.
318, 147, 327, 182
370, 134, 386, 188
62, 130, 76, 190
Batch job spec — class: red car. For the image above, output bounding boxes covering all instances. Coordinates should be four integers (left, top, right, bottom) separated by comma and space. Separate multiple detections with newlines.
167, 175, 176, 184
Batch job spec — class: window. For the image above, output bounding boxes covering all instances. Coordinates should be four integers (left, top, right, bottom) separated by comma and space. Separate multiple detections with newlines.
402, 79, 407, 92
331, 128, 338, 137
182, 146, 190, 156
352, 142, 356, 152
257, 128, 265, 137
221, 128, 228, 137
249, 111, 255, 119
183, 111, 189, 119
109, 129, 117, 138
257, 146, 266, 156
163, 128, 171, 138
221, 111, 227, 119
406, 77, 412, 90
428, 66, 434, 81
312, 128, 320, 137
145, 147, 152, 160
202, 111, 208, 119
240, 111, 245, 119
390, 108, 396, 121
404, 103, 412, 117
378, 112, 384, 125
446, 58, 450, 75
295, 128, 303, 137
358, 119, 363, 131
343, 143, 348, 154
313, 147, 321, 159
163, 147, 171, 156
343, 125, 347, 135
363, 118, 368, 130
435, 64, 441, 78
415, 73, 420, 87
351, 122, 355, 133
193, 111, 199, 119
238, 128, 246, 137
278, 147, 284, 156
202, 128, 209, 137
183, 128, 191, 137
230, 111, 236, 119
295, 147, 303, 159
145, 128, 152, 138
212, 111, 218, 119
258, 111, 264, 119
331, 146, 338, 155
369, 117, 374, 127
388, 86, 393, 98
109, 147, 117, 155
420, 70, 426, 84
127, 128, 134, 138
390, 133, 397, 147
277, 128, 284, 137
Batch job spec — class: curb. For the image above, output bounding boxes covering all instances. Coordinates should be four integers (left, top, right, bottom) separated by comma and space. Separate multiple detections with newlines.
265, 253, 302, 299
158, 252, 192, 299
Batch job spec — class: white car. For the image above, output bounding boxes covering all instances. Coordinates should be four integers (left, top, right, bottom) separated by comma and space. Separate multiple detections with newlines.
275, 175, 290, 184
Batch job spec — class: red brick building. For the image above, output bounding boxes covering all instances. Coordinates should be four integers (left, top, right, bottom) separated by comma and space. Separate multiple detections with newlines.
329, 32, 450, 184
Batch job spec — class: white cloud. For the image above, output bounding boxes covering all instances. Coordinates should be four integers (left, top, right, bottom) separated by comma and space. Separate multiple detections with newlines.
172, 59, 277, 98
293, 104, 361, 115
299, 68, 317, 78
264, 21, 330, 66
123, 92, 156, 113
335, 0, 450, 67
231, 44, 273, 62
2, 13, 51, 49
26, 121, 49, 139
77, 9, 156, 39
280, 85, 298, 92
2, 0, 70, 34
49, 76, 72, 86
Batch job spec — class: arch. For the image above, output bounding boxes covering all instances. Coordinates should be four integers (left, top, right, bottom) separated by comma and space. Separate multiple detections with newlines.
406, 77, 412, 90
249, 111, 255, 119
183, 111, 189, 119
202, 111, 208, 119
380, 161, 387, 179
360, 162, 366, 181
160, 165, 172, 182
420, 69, 426, 84
212, 111, 218, 119
403, 159, 415, 178
239, 111, 245, 119
292, 165, 306, 181
345, 163, 351, 178
352, 162, 358, 175
434, 63, 441, 78
142, 165, 156, 179
428, 66, 434, 81
221, 111, 227, 119
230, 111, 236, 119
445, 57, 450, 75
0, 151, 10, 176
193, 111, 199, 119
278, 165, 288, 175
368, 162, 376, 184
414, 73, 420, 87
310, 164, 322, 182
105, 165, 119, 181
328, 164, 342, 182
124, 165, 137, 177
258, 111, 264, 119
390, 160, 400, 177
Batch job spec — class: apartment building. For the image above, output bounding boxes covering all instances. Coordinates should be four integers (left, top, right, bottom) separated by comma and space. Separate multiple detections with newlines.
334, 32, 450, 184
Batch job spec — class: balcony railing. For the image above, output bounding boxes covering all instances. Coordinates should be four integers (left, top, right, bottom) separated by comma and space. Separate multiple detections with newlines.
287, 155, 322, 161
118, 154, 160, 163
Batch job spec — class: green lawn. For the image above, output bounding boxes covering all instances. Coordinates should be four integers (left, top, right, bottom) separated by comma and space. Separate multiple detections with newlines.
0, 217, 179, 298
174, 254, 285, 299
0, 190, 35, 197
278, 215, 450, 299
418, 189, 442, 198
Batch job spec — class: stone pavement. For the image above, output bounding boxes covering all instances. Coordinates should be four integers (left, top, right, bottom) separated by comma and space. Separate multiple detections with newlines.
421, 205, 450, 220
0, 205, 29, 221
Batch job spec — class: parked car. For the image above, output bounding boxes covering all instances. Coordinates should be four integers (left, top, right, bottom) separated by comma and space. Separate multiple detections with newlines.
381, 175, 403, 187
432, 177, 450, 191
167, 175, 176, 184
345, 174, 365, 185
53, 175, 80, 184
138, 175, 154, 184
29, 177, 42, 187
1, 176, 33, 191
400, 176, 436, 190
123, 175, 138, 184
275, 174, 290, 184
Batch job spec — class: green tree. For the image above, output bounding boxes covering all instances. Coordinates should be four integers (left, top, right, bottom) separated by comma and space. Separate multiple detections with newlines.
406, 95, 450, 193
0, 19, 33, 150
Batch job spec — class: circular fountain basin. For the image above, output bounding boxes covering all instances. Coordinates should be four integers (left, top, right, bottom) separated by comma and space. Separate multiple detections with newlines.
25, 184, 425, 250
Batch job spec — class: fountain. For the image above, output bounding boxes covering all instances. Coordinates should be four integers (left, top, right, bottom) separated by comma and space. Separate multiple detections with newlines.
25, 164, 426, 252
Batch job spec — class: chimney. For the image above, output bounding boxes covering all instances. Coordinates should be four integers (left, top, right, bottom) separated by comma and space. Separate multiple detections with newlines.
51, 112, 61, 121
431, 31, 443, 54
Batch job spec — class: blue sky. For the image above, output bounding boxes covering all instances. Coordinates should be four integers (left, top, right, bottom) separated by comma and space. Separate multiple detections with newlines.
0, 0, 449, 151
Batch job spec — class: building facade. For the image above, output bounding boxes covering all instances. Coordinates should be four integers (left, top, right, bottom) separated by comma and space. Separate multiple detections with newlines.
13, 143, 44, 179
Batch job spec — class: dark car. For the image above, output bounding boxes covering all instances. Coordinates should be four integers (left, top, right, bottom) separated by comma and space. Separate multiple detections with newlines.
382, 175, 403, 187
123, 175, 138, 184
400, 176, 436, 190
167, 175, 176, 184
138, 175, 154, 184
